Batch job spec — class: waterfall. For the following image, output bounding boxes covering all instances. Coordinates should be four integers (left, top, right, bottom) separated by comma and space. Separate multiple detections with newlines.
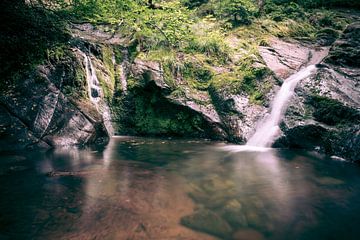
81, 51, 114, 136
119, 49, 129, 93
246, 65, 317, 147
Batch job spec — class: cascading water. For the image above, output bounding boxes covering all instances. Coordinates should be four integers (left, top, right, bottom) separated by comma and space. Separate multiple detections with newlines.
246, 65, 317, 147
81, 51, 114, 136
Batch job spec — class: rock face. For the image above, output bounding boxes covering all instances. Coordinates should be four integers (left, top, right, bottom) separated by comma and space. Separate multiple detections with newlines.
259, 38, 329, 79
274, 22, 360, 162
326, 22, 360, 68
111, 56, 274, 142
2, 19, 359, 162
0, 52, 109, 152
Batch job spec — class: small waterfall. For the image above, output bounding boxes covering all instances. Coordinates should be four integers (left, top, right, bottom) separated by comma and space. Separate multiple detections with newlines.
81, 51, 114, 136
246, 65, 317, 147
119, 49, 129, 93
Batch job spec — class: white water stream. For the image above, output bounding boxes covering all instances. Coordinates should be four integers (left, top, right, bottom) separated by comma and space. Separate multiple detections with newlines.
81, 51, 114, 136
246, 65, 317, 147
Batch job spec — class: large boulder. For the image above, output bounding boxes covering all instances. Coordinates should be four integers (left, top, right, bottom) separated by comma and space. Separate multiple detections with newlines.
0, 52, 109, 152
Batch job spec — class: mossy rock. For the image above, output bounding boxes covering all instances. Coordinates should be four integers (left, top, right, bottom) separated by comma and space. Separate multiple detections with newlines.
210, 66, 271, 105
308, 95, 360, 126
115, 81, 215, 138
181, 209, 233, 239
325, 22, 360, 67
182, 61, 214, 90
316, 28, 339, 46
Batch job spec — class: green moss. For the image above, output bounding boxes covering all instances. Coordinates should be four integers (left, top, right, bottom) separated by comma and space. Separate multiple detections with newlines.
211, 71, 242, 95
88, 45, 118, 103
162, 62, 177, 89
182, 61, 214, 90
68, 60, 88, 99
210, 65, 271, 105
126, 76, 143, 91
308, 95, 360, 126
56, 51, 88, 100
110, 94, 127, 134
127, 40, 140, 62
113, 46, 124, 64
101, 45, 115, 80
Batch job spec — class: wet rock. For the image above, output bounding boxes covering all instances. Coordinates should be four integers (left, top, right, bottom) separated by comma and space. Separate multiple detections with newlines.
181, 209, 233, 239
316, 28, 340, 46
70, 23, 129, 45
325, 22, 360, 68
259, 38, 327, 79
220, 200, 248, 228
315, 177, 345, 186
209, 89, 267, 143
0, 51, 109, 152
274, 124, 330, 152
131, 59, 170, 90
188, 186, 234, 209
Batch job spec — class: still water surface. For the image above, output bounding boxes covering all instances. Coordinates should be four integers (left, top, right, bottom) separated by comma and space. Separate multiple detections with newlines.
1, 137, 360, 240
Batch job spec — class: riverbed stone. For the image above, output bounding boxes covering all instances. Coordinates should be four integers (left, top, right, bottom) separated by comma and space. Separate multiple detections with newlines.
315, 177, 345, 186
220, 199, 248, 228
181, 209, 233, 239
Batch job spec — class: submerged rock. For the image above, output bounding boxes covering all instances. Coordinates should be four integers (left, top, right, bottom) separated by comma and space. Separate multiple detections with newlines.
220, 199, 248, 228
315, 177, 345, 186
232, 228, 265, 240
181, 209, 233, 239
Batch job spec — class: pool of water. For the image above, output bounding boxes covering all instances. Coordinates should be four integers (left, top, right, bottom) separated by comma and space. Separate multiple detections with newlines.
1, 137, 360, 240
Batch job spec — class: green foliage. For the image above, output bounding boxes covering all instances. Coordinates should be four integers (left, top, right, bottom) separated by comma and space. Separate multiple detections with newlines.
186, 28, 232, 64
69, 0, 195, 50
216, 0, 256, 25
191, 0, 257, 26
296, 0, 360, 8
134, 1, 195, 49
267, 0, 360, 8
263, 2, 305, 21
182, 0, 210, 9
0, 0, 69, 82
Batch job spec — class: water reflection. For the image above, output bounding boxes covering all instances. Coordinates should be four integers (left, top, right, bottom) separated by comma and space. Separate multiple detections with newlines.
1, 137, 360, 240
